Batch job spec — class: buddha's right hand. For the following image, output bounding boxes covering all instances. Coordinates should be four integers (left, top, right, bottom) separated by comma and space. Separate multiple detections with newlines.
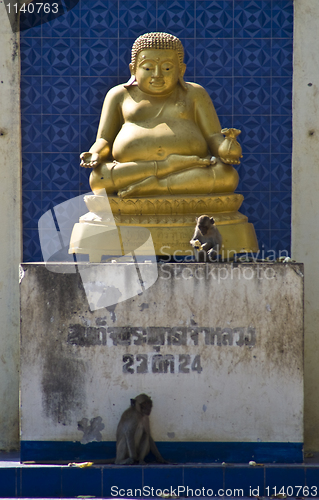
80, 152, 100, 168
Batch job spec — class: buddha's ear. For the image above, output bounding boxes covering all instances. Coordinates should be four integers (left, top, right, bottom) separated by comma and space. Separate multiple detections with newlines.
180, 63, 186, 78
125, 64, 136, 87
179, 63, 187, 90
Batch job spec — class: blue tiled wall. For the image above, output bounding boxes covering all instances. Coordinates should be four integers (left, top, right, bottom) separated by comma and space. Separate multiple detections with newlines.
20, 0, 293, 262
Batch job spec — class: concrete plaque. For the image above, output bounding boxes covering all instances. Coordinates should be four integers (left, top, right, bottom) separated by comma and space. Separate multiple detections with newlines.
20, 263, 304, 462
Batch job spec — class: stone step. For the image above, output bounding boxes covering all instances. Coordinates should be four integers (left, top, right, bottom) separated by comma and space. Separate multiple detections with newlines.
1, 454, 319, 499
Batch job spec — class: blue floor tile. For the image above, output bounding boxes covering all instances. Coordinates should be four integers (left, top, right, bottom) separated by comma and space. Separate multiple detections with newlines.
225, 467, 264, 496
21, 467, 62, 498
306, 468, 319, 496
143, 466, 184, 498
103, 466, 143, 498
184, 467, 224, 494
62, 466, 102, 498
265, 467, 305, 497
0, 468, 16, 498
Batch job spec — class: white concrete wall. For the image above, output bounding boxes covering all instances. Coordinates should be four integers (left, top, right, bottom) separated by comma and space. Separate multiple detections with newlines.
292, 0, 319, 451
20, 263, 303, 446
0, 2, 21, 450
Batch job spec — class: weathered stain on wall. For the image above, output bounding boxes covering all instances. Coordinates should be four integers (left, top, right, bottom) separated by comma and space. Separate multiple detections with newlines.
42, 354, 86, 426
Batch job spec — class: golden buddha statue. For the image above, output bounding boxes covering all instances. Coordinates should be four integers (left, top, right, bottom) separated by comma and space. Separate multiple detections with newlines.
81, 32, 238, 198
70, 32, 258, 261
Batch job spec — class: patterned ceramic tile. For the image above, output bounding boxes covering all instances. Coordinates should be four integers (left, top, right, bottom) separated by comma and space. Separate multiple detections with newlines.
42, 76, 80, 114
80, 0, 118, 37
270, 192, 291, 230
119, 37, 135, 77
42, 153, 80, 190
196, 77, 233, 116
272, 39, 293, 77
21, 76, 42, 114
271, 154, 292, 191
180, 38, 195, 77
80, 115, 100, 152
271, 116, 292, 154
240, 191, 270, 230
20, 0, 65, 35
49, 195, 88, 233
271, 77, 292, 115
269, 230, 291, 256
196, 0, 233, 39
20, 13, 43, 38
64, 0, 80, 13
234, 77, 271, 115
196, 38, 233, 77
42, 115, 80, 153
81, 38, 118, 77
79, 169, 91, 192
234, 39, 271, 77
42, 38, 80, 76
43, 9, 80, 38
235, 115, 271, 153
157, 0, 195, 38
22, 153, 42, 191
20, 38, 42, 76
254, 229, 270, 254
119, 0, 156, 38
80, 76, 118, 115
23, 191, 43, 228
36, 227, 66, 262
272, 0, 294, 38
234, 0, 272, 38
21, 115, 43, 153
237, 153, 271, 192
42, 190, 80, 213
23, 228, 43, 262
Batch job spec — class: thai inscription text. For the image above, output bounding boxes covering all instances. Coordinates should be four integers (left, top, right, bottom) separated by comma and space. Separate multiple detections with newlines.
67, 325, 256, 349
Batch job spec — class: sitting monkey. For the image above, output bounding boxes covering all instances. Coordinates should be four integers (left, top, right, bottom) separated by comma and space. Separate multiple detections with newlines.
115, 393, 167, 465
190, 215, 222, 262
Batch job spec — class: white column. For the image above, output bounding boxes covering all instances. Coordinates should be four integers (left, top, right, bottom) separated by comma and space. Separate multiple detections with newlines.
0, 2, 21, 449
292, 0, 319, 450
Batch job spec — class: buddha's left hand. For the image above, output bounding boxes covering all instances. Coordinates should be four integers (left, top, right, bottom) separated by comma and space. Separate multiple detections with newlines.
80, 152, 100, 168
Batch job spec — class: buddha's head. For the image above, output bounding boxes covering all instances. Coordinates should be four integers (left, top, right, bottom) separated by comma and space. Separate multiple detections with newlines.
127, 32, 187, 95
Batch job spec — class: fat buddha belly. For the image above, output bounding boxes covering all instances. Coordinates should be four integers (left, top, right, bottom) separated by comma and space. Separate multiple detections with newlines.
112, 121, 209, 162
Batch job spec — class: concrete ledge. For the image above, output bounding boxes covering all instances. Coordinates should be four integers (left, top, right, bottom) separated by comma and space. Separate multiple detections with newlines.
20, 263, 304, 464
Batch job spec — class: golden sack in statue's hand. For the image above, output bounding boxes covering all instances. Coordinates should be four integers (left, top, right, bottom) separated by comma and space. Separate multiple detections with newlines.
218, 128, 243, 165
80, 152, 101, 169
